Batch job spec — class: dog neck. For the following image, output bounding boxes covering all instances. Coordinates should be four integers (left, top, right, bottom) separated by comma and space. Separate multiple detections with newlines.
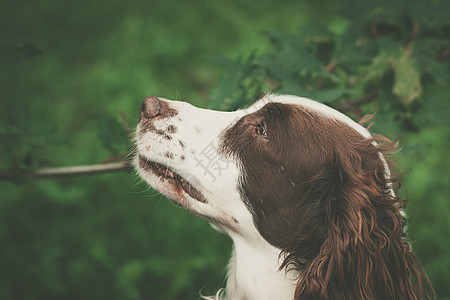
224, 234, 298, 300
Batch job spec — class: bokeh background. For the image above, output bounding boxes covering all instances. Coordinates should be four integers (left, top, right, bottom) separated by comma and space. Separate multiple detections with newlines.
1, 0, 449, 299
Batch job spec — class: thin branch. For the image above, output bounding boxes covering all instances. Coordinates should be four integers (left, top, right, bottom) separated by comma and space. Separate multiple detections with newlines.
406, 23, 419, 53
120, 110, 133, 140
316, 60, 336, 89
0, 161, 132, 181
102, 153, 128, 164
370, 20, 380, 39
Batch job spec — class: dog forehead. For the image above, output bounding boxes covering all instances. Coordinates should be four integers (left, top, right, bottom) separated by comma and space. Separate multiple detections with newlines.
245, 94, 371, 139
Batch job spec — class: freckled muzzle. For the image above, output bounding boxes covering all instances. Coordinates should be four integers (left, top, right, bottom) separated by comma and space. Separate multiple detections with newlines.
136, 97, 207, 204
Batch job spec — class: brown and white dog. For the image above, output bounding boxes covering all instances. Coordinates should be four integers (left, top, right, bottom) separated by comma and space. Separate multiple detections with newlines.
134, 94, 434, 300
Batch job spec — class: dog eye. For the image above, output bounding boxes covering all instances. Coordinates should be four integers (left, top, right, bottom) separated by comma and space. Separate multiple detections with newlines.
255, 123, 267, 136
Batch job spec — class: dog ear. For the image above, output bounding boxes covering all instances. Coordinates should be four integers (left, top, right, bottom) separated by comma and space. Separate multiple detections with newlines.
282, 138, 435, 300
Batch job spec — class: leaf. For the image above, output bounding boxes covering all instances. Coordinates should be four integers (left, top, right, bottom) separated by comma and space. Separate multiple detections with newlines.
278, 76, 309, 97
392, 48, 422, 105
97, 117, 129, 154
415, 84, 450, 128
370, 109, 404, 137
309, 88, 346, 103
362, 47, 394, 83
0, 25, 42, 64
208, 54, 257, 110
333, 20, 373, 67
414, 38, 449, 86
264, 29, 322, 74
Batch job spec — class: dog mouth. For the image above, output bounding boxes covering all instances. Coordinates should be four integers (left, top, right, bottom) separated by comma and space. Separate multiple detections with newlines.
138, 155, 208, 204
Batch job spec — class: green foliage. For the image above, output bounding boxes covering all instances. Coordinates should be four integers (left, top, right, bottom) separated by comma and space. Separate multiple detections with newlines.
0, 0, 449, 299
403, 127, 450, 297
209, 0, 450, 135
0, 177, 230, 299
0, 95, 58, 174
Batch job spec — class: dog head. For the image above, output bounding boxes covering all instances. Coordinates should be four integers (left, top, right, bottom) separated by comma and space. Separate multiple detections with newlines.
134, 94, 434, 299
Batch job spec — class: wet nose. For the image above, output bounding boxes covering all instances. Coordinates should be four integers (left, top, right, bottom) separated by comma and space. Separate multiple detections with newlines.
140, 96, 161, 120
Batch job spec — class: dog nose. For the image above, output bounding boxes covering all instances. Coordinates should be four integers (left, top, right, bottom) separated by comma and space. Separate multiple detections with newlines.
140, 96, 161, 120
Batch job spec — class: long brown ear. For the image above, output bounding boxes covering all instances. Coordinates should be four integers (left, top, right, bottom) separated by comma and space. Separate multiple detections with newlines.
282, 137, 435, 300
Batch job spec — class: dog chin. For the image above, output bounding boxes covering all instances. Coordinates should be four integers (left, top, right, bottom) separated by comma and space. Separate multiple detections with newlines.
137, 155, 208, 205
135, 154, 241, 232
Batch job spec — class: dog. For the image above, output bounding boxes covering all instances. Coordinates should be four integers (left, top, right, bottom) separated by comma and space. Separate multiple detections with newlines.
134, 94, 434, 299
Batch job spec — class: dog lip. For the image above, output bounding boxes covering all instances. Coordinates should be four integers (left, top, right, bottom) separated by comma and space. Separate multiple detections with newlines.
138, 155, 208, 204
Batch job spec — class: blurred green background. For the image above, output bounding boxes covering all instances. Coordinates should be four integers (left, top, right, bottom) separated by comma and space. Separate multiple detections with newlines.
0, 0, 449, 299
